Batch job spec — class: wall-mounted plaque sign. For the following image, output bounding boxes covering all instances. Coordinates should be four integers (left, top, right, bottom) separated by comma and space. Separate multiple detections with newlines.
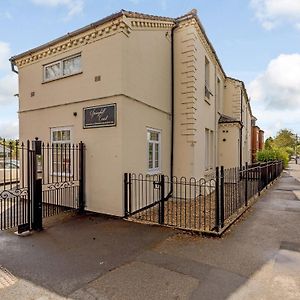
83, 103, 117, 128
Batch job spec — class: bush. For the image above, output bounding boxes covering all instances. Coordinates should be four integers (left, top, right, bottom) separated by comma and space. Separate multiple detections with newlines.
256, 148, 289, 168
282, 146, 294, 160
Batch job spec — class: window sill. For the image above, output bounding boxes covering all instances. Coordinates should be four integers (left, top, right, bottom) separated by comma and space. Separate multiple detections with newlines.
51, 173, 73, 177
204, 168, 214, 174
146, 170, 162, 176
42, 71, 82, 84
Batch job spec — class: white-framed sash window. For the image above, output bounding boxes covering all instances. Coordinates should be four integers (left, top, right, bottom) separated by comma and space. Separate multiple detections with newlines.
44, 54, 81, 82
50, 127, 72, 176
147, 128, 161, 174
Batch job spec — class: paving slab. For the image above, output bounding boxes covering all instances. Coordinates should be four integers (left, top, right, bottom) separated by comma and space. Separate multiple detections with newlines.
0, 214, 173, 297
70, 261, 199, 300
1, 163, 300, 299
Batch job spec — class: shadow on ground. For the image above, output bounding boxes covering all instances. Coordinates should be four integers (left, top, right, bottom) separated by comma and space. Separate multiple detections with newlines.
0, 164, 300, 299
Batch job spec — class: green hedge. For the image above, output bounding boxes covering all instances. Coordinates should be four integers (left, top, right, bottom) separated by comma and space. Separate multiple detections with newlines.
256, 148, 289, 168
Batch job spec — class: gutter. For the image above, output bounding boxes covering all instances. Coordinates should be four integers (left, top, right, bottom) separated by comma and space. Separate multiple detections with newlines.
10, 61, 18, 74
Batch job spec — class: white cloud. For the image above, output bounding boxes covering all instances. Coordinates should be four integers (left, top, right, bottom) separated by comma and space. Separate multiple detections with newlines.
249, 54, 300, 109
0, 42, 18, 106
0, 74, 18, 106
0, 120, 18, 139
250, 0, 300, 30
0, 42, 11, 71
0, 41, 18, 139
31, 0, 84, 19
249, 53, 300, 137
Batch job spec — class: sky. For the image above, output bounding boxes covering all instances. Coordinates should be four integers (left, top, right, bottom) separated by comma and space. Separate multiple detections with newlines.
0, 0, 299, 139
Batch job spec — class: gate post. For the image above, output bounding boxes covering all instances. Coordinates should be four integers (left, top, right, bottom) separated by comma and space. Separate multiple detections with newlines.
79, 142, 85, 213
124, 173, 128, 217
215, 167, 220, 232
158, 175, 165, 225
220, 166, 225, 228
32, 139, 43, 231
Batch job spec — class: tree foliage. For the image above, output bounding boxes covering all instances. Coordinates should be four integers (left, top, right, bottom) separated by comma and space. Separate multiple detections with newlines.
258, 129, 299, 168
257, 148, 289, 168
264, 137, 274, 150
272, 129, 296, 149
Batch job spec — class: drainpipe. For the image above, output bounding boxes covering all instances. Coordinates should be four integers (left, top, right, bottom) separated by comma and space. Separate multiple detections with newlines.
240, 88, 243, 169
165, 22, 177, 200
170, 23, 176, 181
214, 65, 217, 168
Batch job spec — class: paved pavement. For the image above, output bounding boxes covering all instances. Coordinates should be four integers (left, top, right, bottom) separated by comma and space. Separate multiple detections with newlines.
0, 163, 300, 299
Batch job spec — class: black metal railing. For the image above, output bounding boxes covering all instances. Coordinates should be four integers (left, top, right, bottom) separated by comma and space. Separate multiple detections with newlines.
124, 173, 216, 232
0, 141, 30, 230
41, 142, 85, 218
124, 161, 283, 234
0, 139, 85, 231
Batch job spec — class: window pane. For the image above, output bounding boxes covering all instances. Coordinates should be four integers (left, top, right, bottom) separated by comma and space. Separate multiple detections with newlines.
57, 131, 62, 142
63, 56, 81, 76
51, 129, 72, 175
52, 131, 59, 142
149, 143, 153, 169
150, 132, 159, 141
62, 130, 70, 141
205, 57, 210, 88
155, 143, 159, 168
45, 62, 61, 80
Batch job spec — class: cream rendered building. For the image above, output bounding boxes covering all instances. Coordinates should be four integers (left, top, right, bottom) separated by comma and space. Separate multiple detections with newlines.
218, 77, 253, 169
10, 9, 255, 217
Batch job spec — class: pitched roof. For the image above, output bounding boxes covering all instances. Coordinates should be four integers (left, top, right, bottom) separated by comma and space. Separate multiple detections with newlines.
122, 10, 174, 22
218, 114, 241, 125
10, 9, 225, 78
226, 76, 253, 117
10, 9, 175, 62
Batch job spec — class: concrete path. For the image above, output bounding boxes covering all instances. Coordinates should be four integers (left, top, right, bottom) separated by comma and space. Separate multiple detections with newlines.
0, 163, 300, 299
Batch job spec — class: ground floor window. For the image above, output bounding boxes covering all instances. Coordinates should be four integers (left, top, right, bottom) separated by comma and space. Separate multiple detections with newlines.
50, 127, 72, 176
147, 128, 161, 174
205, 128, 214, 170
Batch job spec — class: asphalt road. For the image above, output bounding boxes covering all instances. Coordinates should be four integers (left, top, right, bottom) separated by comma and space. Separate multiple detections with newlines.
0, 163, 299, 299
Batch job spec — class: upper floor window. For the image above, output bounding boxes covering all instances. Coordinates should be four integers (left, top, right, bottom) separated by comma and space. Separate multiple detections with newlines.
44, 54, 81, 82
205, 57, 212, 100
216, 77, 221, 111
205, 57, 210, 88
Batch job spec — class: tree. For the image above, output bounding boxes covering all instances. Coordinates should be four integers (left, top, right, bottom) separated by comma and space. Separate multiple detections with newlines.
265, 137, 274, 150
273, 129, 296, 149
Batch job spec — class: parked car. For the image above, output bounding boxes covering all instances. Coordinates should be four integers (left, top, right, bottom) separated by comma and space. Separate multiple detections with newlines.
0, 160, 20, 186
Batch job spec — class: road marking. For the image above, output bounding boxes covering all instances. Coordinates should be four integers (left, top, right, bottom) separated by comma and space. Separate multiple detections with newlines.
0, 266, 17, 289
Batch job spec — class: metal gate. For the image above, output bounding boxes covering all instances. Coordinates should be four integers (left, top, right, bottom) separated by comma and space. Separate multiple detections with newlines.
0, 139, 85, 232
